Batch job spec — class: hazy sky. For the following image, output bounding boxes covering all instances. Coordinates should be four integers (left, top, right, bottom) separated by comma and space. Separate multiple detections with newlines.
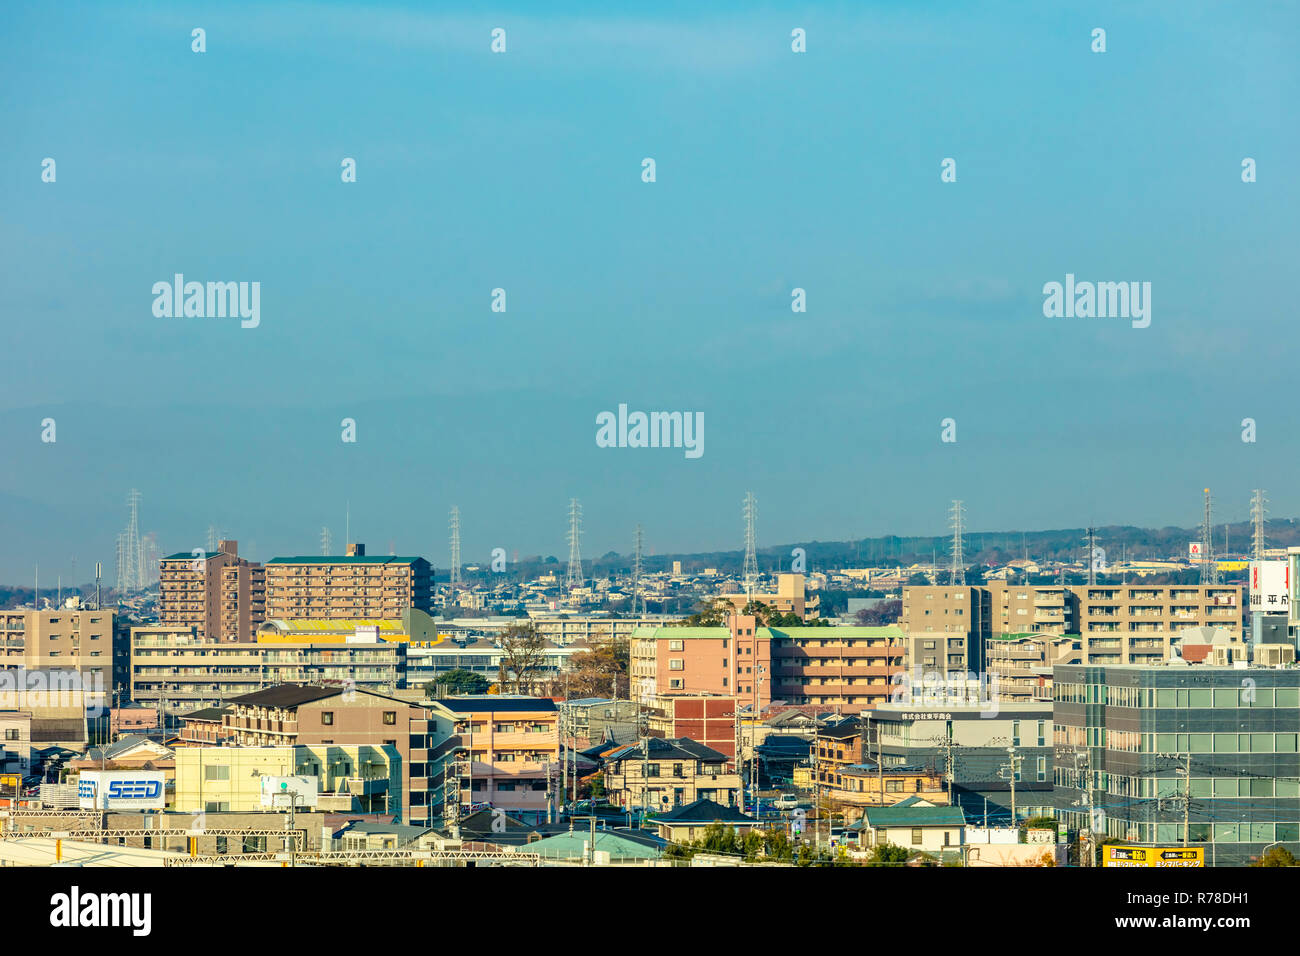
2, 1, 1297, 581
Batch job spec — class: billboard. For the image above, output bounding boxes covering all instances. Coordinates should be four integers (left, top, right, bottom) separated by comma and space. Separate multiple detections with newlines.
1188, 542, 1203, 563
1103, 845, 1204, 868
1249, 560, 1290, 614
259, 775, 319, 809
77, 771, 165, 810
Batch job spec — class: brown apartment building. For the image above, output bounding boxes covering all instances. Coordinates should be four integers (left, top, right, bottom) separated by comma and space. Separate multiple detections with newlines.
220, 684, 437, 826
631, 616, 905, 714
263, 544, 434, 620
159, 539, 265, 641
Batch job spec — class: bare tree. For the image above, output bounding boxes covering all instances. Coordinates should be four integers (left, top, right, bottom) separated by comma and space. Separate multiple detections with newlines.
497, 623, 547, 694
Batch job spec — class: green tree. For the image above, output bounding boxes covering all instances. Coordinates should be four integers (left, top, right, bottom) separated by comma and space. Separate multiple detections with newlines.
865, 843, 911, 866
1252, 846, 1298, 867
426, 669, 489, 696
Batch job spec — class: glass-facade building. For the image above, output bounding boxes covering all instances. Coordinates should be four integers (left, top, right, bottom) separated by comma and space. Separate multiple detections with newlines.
1054, 664, 1300, 866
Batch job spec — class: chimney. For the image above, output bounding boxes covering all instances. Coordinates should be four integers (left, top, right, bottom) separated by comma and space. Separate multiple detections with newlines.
346, 543, 365, 557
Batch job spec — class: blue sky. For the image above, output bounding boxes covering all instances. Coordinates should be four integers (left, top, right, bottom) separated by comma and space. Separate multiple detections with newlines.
2, 1, 1297, 581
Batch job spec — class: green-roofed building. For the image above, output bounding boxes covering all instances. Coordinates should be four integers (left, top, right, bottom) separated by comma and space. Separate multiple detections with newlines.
264, 542, 434, 619
630, 618, 905, 711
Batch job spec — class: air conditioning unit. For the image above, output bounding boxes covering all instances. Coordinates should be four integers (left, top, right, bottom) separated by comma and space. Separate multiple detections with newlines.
1255, 644, 1296, 667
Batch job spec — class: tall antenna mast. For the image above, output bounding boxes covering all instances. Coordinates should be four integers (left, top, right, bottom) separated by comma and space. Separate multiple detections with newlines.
565, 498, 584, 590
449, 507, 462, 588
949, 500, 965, 584
632, 524, 644, 616
207, 525, 217, 554
320, 526, 333, 556
1251, 489, 1268, 560
742, 492, 759, 596
1200, 489, 1218, 585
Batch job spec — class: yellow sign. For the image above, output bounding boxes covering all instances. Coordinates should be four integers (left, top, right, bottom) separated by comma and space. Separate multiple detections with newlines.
1104, 845, 1204, 868
0, 774, 20, 787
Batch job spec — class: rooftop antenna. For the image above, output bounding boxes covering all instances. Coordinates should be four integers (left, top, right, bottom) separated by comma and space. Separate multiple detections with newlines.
742, 492, 758, 596
632, 524, 644, 615
95, 561, 102, 610
565, 498, 584, 590
1200, 489, 1218, 585
449, 507, 462, 588
1251, 489, 1268, 560
949, 499, 965, 584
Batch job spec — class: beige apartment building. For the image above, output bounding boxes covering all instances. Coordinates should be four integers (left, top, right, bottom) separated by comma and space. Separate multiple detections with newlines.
129, 625, 405, 718
721, 573, 820, 619
901, 583, 1247, 679
159, 539, 265, 641
0, 608, 120, 710
209, 684, 436, 824
263, 544, 434, 620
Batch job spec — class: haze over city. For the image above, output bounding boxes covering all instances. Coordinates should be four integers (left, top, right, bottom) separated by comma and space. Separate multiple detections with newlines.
3, 0, 1298, 580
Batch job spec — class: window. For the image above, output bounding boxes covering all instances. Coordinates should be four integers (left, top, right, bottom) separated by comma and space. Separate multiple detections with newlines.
321, 712, 334, 726
669, 659, 684, 671
383, 711, 396, 725
911, 828, 923, 845
645, 763, 660, 777
669, 640, 684, 652
4, 729, 17, 741
204, 765, 230, 781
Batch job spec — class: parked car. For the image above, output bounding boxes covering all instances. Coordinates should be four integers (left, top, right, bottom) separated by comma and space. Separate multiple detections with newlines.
773, 793, 800, 810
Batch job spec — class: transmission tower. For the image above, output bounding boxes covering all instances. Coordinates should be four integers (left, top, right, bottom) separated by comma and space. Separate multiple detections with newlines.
206, 525, 217, 554
320, 526, 333, 556
742, 493, 759, 595
948, 500, 965, 584
632, 524, 644, 615
1200, 489, 1218, 585
1251, 489, 1268, 560
114, 533, 127, 595
121, 489, 144, 592
449, 507, 462, 588
1085, 527, 1097, 586
565, 498, 584, 590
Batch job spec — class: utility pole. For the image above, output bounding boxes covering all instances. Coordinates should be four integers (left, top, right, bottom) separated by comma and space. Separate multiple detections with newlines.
1001, 746, 1021, 824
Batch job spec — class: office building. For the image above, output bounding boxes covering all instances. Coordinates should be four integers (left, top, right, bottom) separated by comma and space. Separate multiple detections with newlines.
1053, 664, 1300, 866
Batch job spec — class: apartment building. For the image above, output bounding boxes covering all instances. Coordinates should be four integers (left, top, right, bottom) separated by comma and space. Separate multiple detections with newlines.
211, 684, 436, 824
0, 608, 121, 745
631, 616, 904, 713
129, 625, 405, 719
985, 633, 1080, 703
1054, 664, 1300, 866
158, 540, 265, 642
602, 737, 741, 811
529, 615, 680, 646
647, 695, 739, 761
427, 697, 559, 822
263, 544, 433, 620
720, 573, 820, 619
901, 583, 1247, 674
